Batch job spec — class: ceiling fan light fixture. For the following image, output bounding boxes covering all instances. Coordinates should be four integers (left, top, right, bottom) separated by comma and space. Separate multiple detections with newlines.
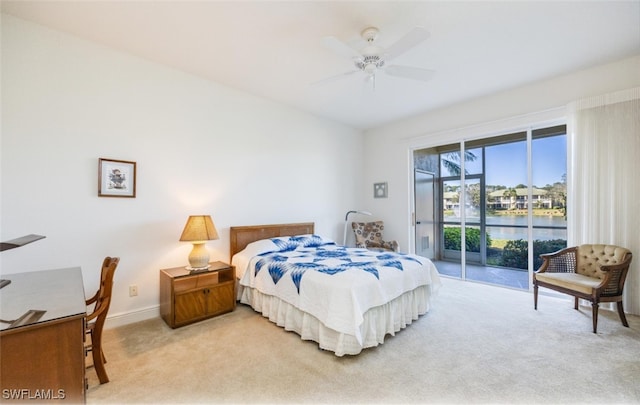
364, 63, 377, 75
355, 55, 384, 73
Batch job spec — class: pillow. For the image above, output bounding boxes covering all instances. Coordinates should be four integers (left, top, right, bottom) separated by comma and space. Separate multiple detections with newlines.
234, 234, 334, 265
231, 238, 281, 279
365, 240, 399, 252
284, 234, 334, 249
239, 238, 281, 258
232, 234, 335, 279
352, 221, 385, 248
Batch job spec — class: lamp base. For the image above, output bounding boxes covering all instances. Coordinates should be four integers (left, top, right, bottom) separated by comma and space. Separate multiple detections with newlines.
185, 265, 211, 274
187, 242, 210, 270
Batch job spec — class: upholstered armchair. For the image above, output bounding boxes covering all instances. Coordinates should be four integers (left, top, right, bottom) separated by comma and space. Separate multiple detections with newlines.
351, 221, 399, 252
533, 244, 632, 333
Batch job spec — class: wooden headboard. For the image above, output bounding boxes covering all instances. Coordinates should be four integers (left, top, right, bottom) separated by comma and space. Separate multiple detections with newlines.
229, 222, 315, 258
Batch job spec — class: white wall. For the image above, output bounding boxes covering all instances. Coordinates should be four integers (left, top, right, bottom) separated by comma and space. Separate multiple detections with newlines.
0, 15, 364, 325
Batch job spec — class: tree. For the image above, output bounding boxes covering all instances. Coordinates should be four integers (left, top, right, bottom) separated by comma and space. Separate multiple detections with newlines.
542, 173, 567, 214
441, 151, 478, 176
503, 188, 518, 210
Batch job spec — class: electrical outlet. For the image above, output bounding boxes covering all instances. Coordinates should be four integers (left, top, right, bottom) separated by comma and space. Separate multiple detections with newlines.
129, 285, 138, 297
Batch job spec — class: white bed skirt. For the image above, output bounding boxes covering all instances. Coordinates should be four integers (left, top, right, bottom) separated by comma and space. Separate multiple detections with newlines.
238, 284, 435, 356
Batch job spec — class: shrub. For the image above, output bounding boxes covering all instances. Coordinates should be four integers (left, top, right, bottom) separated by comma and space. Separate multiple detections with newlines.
533, 239, 567, 268
500, 239, 567, 269
500, 239, 528, 269
444, 227, 492, 253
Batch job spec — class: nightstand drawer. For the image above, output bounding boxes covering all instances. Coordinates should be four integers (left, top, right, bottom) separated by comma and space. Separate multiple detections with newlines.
173, 272, 219, 292
173, 277, 198, 292
197, 272, 219, 286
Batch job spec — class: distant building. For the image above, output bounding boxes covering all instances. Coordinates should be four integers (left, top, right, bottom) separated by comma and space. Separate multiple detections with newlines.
487, 187, 551, 209
443, 191, 459, 210
443, 188, 552, 210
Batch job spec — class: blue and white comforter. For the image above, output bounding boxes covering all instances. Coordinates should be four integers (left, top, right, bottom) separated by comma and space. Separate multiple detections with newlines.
233, 235, 440, 344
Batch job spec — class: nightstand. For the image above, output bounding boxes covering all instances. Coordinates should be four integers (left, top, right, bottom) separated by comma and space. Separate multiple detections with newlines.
159, 261, 236, 328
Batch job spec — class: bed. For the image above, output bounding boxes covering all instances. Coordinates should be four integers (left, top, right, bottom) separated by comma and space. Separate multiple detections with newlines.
230, 222, 441, 356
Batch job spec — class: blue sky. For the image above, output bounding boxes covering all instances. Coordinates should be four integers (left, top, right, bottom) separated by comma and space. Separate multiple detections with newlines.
448, 135, 567, 187
486, 136, 567, 187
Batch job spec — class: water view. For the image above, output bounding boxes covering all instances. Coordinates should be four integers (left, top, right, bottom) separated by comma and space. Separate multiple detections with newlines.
446, 212, 567, 240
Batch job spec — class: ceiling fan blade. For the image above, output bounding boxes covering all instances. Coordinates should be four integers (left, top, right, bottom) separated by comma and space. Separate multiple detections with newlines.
385, 65, 435, 82
384, 27, 430, 61
310, 70, 359, 86
322, 36, 362, 60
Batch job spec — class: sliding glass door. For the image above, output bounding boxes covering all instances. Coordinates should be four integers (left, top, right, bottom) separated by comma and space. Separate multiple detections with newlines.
413, 125, 567, 290
415, 170, 435, 260
480, 132, 528, 279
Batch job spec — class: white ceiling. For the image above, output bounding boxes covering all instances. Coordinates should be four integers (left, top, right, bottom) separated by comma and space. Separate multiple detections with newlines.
2, 1, 639, 130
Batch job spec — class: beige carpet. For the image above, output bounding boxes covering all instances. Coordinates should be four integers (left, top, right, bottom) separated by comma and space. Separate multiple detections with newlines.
87, 277, 640, 404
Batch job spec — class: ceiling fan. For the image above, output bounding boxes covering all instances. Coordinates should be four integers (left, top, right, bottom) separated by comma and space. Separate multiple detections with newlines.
318, 26, 435, 88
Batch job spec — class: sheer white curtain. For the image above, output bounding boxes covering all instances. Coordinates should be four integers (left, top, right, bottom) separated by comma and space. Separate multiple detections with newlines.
567, 87, 640, 315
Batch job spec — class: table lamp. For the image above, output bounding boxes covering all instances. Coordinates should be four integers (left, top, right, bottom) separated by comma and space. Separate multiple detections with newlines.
179, 215, 219, 271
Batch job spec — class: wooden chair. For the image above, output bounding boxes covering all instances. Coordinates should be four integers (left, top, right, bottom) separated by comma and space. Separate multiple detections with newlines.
533, 244, 632, 333
85, 256, 119, 384
351, 221, 399, 252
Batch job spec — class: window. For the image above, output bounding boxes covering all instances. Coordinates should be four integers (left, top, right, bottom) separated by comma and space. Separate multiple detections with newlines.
414, 125, 567, 289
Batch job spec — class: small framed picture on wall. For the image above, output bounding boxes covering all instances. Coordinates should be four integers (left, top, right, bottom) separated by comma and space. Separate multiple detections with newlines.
374, 182, 388, 198
98, 158, 137, 198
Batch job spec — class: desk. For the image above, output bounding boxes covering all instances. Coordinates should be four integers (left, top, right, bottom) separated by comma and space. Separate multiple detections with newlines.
0, 267, 86, 403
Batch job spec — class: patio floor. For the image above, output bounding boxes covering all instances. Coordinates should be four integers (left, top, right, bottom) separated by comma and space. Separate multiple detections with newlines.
432, 260, 529, 290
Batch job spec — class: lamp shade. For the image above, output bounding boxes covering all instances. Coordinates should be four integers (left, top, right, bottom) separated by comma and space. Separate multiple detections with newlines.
179, 215, 219, 242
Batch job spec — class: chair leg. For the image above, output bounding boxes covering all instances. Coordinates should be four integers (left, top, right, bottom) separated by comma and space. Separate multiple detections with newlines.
89, 327, 109, 384
591, 302, 599, 333
574, 297, 579, 310
92, 338, 110, 384
533, 284, 538, 310
617, 301, 629, 327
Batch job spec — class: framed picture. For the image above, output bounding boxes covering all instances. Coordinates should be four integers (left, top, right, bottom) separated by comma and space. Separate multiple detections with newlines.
98, 158, 137, 198
374, 182, 388, 198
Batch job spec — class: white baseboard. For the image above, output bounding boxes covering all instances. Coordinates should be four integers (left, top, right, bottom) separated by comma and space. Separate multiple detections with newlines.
104, 305, 160, 329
